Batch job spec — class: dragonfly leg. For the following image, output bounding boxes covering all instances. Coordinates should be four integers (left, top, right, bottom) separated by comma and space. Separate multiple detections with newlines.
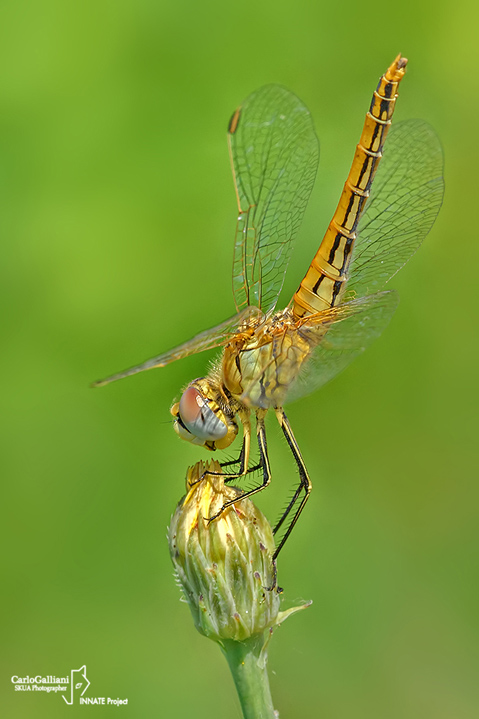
220, 438, 246, 469
202, 410, 260, 482
205, 408, 272, 522
272, 408, 312, 560
219, 437, 263, 482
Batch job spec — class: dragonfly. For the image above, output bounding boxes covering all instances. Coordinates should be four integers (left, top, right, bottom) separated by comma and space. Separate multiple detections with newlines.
94, 55, 444, 559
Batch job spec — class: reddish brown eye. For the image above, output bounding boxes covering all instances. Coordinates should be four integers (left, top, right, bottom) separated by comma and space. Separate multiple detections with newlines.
178, 385, 227, 441
178, 386, 204, 424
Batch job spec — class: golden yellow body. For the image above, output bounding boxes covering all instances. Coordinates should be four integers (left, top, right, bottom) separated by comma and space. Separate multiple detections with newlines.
292, 55, 407, 318
222, 308, 316, 409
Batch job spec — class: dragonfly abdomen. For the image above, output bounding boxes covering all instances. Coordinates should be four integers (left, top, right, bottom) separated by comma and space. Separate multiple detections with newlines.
292, 54, 408, 320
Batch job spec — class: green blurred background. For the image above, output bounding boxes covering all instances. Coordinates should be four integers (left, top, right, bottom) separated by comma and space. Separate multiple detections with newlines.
1, 0, 478, 717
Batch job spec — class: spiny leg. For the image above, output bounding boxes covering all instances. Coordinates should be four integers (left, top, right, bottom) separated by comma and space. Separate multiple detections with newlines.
202, 409, 260, 482
219, 412, 252, 475
219, 437, 263, 482
206, 408, 272, 523
273, 482, 304, 536
272, 408, 312, 560
219, 437, 246, 469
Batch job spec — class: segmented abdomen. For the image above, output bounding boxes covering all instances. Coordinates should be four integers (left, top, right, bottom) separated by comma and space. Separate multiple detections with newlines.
292, 54, 408, 319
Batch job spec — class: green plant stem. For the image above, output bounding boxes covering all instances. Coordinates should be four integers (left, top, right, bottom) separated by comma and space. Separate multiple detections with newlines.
221, 634, 276, 719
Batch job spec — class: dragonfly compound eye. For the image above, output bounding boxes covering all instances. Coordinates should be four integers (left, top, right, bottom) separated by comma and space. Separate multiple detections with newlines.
177, 386, 228, 442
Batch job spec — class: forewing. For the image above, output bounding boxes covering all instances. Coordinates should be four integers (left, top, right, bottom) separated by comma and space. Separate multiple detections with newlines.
285, 291, 399, 404
92, 307, 260, 387
347, 119, 444, 297
229, 84, 319, 313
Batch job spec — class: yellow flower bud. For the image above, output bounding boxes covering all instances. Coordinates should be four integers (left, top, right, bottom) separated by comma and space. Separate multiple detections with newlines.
168, 460, 280, 642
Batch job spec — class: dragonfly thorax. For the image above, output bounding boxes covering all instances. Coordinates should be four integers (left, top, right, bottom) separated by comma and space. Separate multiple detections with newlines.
222, 308, 313, 409
170, 378, 239, 451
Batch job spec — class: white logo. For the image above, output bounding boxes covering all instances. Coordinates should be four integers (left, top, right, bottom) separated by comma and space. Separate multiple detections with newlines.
11, 666, 128, 706
63, 665, 90, 705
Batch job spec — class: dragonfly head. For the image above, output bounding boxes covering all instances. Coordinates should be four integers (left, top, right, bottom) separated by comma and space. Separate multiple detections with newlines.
170, 379, 238, 451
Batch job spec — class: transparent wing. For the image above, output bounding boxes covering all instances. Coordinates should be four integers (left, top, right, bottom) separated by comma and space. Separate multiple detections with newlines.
285, 291, 399, 404
228, 84, 319, 313
92, 307, 260, 388
347, 119, 444, 297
